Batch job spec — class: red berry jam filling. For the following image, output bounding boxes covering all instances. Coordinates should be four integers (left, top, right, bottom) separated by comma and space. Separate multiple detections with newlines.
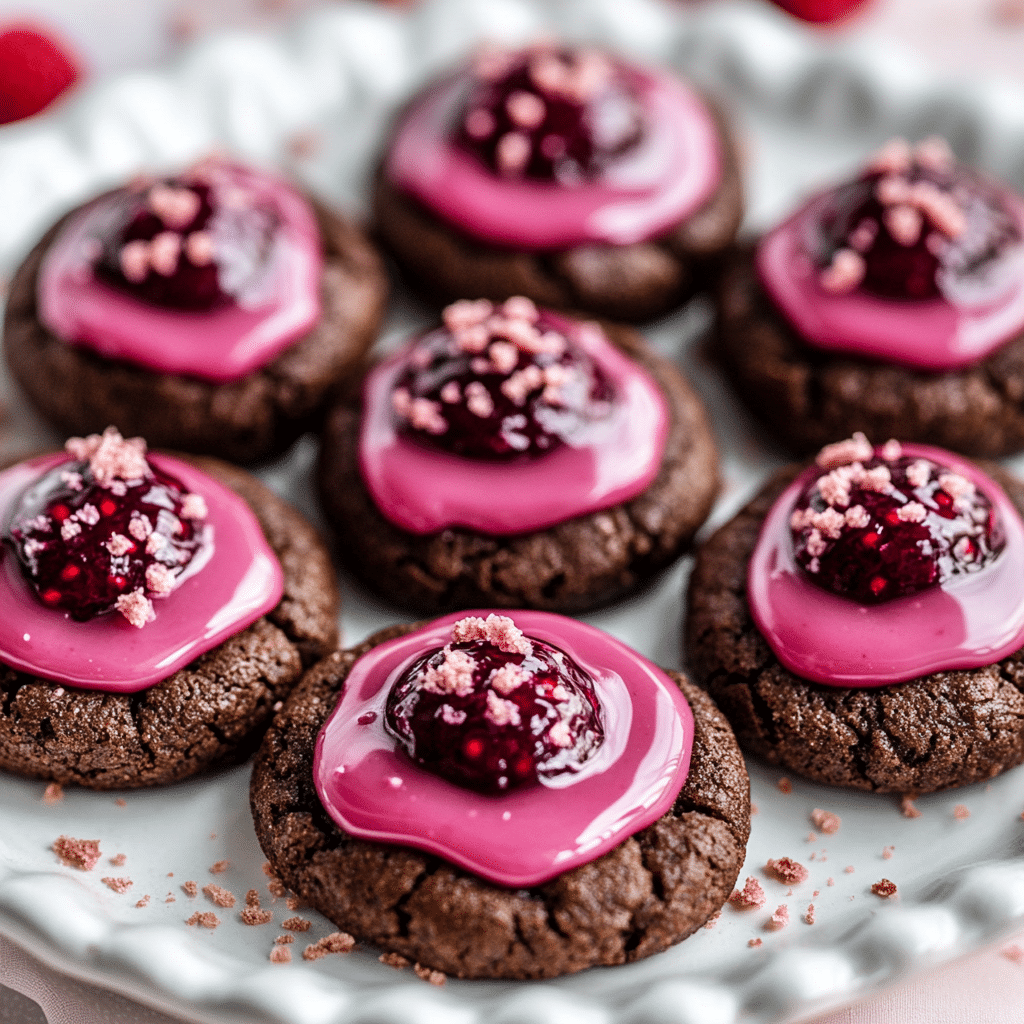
813, 137, 1020, 301
458, 43, 643, 183
791, 434, 1002, 604
385, 613, 603, 794
5, 427, 211, 626
91, 166, 279, 311
392, 297, 613, 460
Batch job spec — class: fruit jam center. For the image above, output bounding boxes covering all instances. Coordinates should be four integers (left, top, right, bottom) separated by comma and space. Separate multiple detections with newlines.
5, 453, 208, 622
93, 172, 279, 311
385, 615, 604, 794
790, 437, 1003, 604
392, 297, 613, 461
457, 44, 643, 182
814, 137, 1020, 300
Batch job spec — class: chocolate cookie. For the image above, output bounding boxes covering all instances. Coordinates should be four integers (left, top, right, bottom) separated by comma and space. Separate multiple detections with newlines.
374, 43, 742, 323
318, 318, 719, 615
4, 191, 388, 465
716, 246, 1024, 457
0, 455, 339, 789
685, 462, 1024, 793
250, 624, 750, 980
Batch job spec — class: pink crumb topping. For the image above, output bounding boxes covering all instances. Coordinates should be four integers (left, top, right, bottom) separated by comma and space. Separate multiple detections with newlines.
953, 804, 971, 820
422, 647, 476, 697
275, 934, 294, 944
110, 853, 127, 867
180, 493, 208, 520
901, 796, 922, 818
203, 884, 236, 908
765, 905, 790, 932
241, 907, 273, 925
777, 777, 793, 794
115, 589, 155, 629
303, 932, 356, 960
148, 183, 200, 230
282, 916, 311, 932
748, 937, 764, 948
102, 877, 133, 894
135, 895, 150, 908
815, 432, 874, 470
186, 911, 220, 928
766, 857, 810, 885
269, 946, 292, 964
53, 836, 101, 871
1002, 943, 1024, 965
65, 427, 150, 487
42, 783, 63, 805
379, 951, 409, 969
728, 877, 767, 910
414, 963, 447, 986
209, 859, 230, 874
182, 880, 198, 897
810, 809, 841, 835
882, 845, 895, 860
804, 903, 816, 925
450, 613, 533, 655
871, 879, 898, 898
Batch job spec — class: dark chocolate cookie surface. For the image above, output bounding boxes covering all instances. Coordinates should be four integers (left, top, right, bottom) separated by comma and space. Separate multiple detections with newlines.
4, 198, 388, 465
685, 463, 1024, 793
318, 322, 719, 615
0, 456, 339, 789
716, 246, 1024, 457
250, 625, 750, 980
373, 104, 742, 324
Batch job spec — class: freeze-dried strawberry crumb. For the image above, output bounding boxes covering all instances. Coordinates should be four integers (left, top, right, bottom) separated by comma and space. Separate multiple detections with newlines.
165, 895, 175, 903
286, 895, 304, 910
261, 862, 275, 877
415, 963, 446, 986
748, 937, 763, 948
777, 777, 793, 794
136, 895, 150, 908
246, 889, 260, 907
750, 802, 759, 815
827, 877, 835, 887
241, 907, 273, 926
728, 877, 767, 910
186, 911, 220, 928
953, 804, 970, 820
268, 878, 287, 898
900, 795, 921, 818
275, 934, 294, 945
209, 859, 230, 873
1002, 943, 1024, 964
110, 853, 126, 866
302, 933, 355, 960
379, 951, 410, 969
102, 876, 133, 893
202, 884, 236, 908
804, 904, 815, 925
703, 911, 721, 930
766, 857, 809, 884
42, 783, 63, 804
269, 946, 291, 964
810, 808, 841, 835
844, 866, 855, 873
182, 880, 198, 897
765, 905, 789, 931
114, 798, 127, 807
871, 879, 898, 898
53, 836, 101, 870
282, 916, 310, 932
882, 845, 895, 860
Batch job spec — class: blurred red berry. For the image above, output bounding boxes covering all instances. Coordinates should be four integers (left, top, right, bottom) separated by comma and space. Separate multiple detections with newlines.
769, 0, 873, 23
0, 24, 82, 125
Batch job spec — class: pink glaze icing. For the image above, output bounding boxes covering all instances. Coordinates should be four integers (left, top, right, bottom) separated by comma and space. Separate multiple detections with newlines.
359, 313, 669, 535
756, 189, 1024, 371
386, 62, 722, 249
748, 444, 1024, 687
37, 162, 323, 383
0, 453, 283, 691
314, 611, 694, 888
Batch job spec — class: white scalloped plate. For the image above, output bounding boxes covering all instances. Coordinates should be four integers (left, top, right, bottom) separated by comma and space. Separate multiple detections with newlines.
2, 2, 1024, 1023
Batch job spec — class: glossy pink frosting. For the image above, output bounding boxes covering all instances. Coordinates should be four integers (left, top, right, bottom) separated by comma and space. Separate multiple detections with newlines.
0, 453, 283, 692
37, 163, 323, 383
748, 444, 1024, 687
314, 611, 694, 888
359, 315, 669, 535
386, 65, 722, 250
757, 191, 1024, 371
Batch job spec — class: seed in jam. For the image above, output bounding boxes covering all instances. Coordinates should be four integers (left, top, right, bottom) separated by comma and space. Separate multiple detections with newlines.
91, 160, 280, 310
813, 137, 1021, 300
384, 614, 604, 794
457, 43, 644, 183
392, 297, 613, 460
5, 427, 212, 626
790, 434, 1004, 603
